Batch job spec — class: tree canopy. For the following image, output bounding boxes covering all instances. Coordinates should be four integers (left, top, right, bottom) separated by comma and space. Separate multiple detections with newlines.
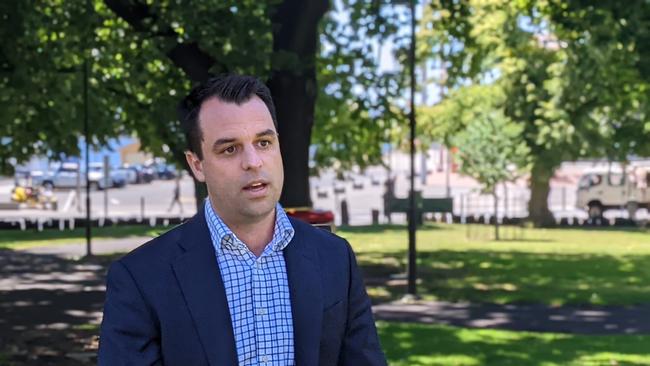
2, 0, 410, 208
418, 0, 650, 226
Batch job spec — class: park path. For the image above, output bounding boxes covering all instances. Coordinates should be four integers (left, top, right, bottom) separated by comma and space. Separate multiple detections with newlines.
2, 239, 650, 364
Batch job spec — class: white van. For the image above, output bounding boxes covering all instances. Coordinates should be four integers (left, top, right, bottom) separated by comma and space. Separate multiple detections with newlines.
576, 167, 650, 219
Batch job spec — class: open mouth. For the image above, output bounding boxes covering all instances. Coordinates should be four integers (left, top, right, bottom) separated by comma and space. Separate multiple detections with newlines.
243, 181, 268, 192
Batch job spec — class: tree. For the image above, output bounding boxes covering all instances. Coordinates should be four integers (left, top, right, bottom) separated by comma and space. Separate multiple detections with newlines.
103, 0, 332, 208
419, 0, 650, 226
1, 0, 275, 208
3, 0, 413, 210
421, 84, 529, 239
312, 1, 409, 176
451, 100, 529, 240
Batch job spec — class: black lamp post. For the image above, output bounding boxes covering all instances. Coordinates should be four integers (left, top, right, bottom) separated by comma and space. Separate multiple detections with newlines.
83, 0, 92, 257
406, 0, 418, 299
390, 0, 419, 300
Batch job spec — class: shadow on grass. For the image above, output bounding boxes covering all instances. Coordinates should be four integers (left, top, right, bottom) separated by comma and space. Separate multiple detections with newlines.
359, 249, 650, 306
0, 249, 119, 365
379, 321, 650, 366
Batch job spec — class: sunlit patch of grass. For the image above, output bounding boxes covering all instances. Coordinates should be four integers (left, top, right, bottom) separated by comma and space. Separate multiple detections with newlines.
72, 323, 100, 331
339, 224, 650, 306
378, 321, 650, 366
0, 225, 172, 250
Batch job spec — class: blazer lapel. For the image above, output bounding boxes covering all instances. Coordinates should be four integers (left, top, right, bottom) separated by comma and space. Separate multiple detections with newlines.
172, 211, 238, 366
284, 220, 323, 366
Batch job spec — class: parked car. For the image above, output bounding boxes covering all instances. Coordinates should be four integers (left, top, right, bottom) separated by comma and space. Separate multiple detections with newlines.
285, 207, 335, 231
113, 167, 138, 185
35, 163, 69, 189
156, 164, 178, 180
88, 163, 126, 189
124, 164, 154, 184
36, 162, 95, 189
576, 166, 650, 219
35, 162, 127, 190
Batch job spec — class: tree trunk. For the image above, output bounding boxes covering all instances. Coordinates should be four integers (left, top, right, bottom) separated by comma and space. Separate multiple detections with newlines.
106, 0, 220, 214
267, 0, 329, 208
108, 0, 330, 210
528, 160, 557, 227
493, 190, 499, 241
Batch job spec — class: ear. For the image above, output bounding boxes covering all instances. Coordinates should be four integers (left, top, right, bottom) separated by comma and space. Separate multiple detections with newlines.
185, 151, 206, 182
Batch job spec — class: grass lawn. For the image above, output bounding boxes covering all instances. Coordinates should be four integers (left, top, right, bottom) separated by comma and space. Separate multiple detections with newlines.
39, 321, 650, 366
337, 224, 650, 306
4, 224, 650, 365
4, 222, 650, 306
0, 225, 169, 250
378, 321, 650, 366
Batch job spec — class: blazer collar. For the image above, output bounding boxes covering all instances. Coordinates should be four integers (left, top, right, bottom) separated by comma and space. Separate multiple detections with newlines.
171, 209, 238, 366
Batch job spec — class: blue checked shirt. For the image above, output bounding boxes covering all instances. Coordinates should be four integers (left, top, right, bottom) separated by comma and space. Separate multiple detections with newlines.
204, 199, 295, 366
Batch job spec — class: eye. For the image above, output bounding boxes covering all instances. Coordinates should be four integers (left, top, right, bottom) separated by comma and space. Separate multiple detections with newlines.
222, 145, 237, 155
258, 140, 271, 148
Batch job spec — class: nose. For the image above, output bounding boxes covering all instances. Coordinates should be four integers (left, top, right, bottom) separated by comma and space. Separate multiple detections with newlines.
241, 145, 263, 170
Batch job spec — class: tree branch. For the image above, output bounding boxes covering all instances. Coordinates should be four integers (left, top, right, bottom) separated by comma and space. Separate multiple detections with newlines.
103, 0, 221, 83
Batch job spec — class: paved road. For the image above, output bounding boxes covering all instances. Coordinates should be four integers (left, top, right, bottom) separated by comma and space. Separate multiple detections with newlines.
0, 176, 196, 219
372, 301, 650, 335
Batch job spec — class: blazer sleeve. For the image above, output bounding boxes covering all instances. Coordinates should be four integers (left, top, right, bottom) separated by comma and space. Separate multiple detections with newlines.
98, 260, 163, 366
338, 241, 388, 366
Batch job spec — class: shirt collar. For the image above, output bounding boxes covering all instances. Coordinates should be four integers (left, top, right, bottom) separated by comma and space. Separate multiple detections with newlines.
204, 198, 295, 255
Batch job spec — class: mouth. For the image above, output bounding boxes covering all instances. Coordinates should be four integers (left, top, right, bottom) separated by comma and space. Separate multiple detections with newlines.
243, 180, 269, 193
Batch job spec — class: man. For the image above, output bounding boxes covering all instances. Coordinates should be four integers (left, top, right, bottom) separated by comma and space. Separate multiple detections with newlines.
98, 74, 387, 366
167, 175, 183, 214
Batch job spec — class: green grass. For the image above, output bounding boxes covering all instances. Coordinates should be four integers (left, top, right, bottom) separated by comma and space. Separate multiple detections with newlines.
337, 224, 650, 306
4, 222, 650, 306
0, 225, 170, 250
51, 321, 650, 366
379, 321, 650, 366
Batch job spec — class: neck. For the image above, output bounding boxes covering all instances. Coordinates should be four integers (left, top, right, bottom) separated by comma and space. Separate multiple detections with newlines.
213, 205, 276, 257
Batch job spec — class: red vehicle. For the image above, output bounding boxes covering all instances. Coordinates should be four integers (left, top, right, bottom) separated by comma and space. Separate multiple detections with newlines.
285, 207, 335, 232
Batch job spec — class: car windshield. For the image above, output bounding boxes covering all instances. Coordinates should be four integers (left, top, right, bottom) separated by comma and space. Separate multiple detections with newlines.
578, 174, 601, 189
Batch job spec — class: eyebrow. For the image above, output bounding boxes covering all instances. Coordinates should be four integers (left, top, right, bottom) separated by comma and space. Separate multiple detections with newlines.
256, 129, 278, 139
211, 129, 278, 152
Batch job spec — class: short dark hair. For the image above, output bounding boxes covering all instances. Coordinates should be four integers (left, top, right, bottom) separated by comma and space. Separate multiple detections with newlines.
178, 74, 278, 160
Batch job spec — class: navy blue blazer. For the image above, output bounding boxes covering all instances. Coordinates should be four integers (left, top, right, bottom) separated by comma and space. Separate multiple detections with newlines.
98, 208, 387, 366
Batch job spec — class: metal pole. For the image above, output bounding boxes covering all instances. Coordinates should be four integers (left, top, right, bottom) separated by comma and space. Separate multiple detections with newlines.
503, 182, 508, 218
440, 48, 450, 198
420, 63, 428, 187
406, 0, 418, 298
84, 57, 92, 256
104, 155, 109, 219
76, 165, 81, 212
140, 196, 145, 222
446, 149, 451, 197
84, 0, 92, 256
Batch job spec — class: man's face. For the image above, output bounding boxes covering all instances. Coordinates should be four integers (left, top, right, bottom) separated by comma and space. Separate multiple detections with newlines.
185, 96, 283, 226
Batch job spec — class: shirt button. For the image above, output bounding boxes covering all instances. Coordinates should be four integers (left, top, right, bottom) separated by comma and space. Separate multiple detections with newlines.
257, 308, 267, 316
261, 355, 269, 363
